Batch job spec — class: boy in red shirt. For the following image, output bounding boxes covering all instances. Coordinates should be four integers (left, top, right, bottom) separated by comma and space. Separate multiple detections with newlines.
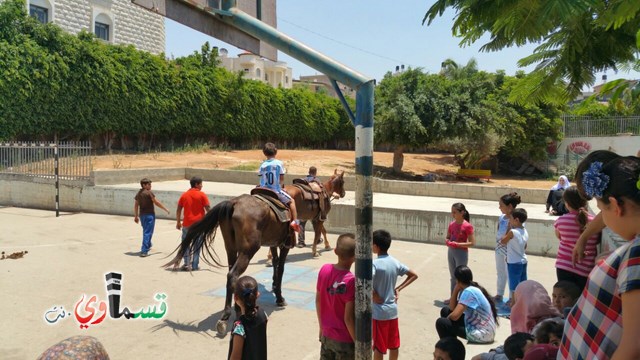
176, 176, 210, 271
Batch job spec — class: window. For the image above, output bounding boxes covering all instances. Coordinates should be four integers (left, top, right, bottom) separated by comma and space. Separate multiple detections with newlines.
285, 76, 289, 84
95, 22, 109, 41
256, 68, 261, 78
93, 13, 113, 42
265, 73, 269, 81
30, 4, 48, 23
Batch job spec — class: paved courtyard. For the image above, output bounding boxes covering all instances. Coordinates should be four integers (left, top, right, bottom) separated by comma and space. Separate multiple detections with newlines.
0, 207, 558, 359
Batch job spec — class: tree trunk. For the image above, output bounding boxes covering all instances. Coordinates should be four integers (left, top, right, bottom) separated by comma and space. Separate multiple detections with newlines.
392, 146, 404, 173
104, 132, 115, 154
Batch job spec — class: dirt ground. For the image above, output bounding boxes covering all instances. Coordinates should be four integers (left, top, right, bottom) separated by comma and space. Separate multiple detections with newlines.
94, 149, 554, 189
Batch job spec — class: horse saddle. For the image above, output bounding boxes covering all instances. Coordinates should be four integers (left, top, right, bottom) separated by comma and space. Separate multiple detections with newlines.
292, 180, 329, 221
250, 187, 290, 223
292, 179, 323, 201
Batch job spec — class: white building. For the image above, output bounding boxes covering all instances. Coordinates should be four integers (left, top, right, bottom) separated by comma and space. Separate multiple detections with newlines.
294, 74, 356, 99
218, 48, 293, 89
6, 0, 165, 54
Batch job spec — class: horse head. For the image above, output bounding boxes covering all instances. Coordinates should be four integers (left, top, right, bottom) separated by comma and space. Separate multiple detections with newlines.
329, 169, 346, 198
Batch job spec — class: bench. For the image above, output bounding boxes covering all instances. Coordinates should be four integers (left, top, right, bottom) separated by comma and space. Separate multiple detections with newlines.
456, 168, 492, 181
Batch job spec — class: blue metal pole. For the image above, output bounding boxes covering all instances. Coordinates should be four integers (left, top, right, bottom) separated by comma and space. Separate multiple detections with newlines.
354, 81, 374, 359
218, 2, 374, 358
330, 79, 356, 125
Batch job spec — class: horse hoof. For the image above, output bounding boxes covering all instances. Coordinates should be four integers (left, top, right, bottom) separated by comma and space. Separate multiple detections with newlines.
276, 299, 287, 307
313, 252, 320, 258
216, 320, 227, 336
324, 245, 332, 250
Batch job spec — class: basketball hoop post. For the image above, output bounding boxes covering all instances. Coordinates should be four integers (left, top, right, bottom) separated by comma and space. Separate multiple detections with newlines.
218, 5, 375, 357
134, 1, 375, 357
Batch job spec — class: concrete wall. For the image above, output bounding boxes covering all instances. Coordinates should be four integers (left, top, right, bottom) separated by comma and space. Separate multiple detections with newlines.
182, 168, 549, 204
556, 135, 639, 158
324, 204, 557, 257
1, 173, 558, 256
0, 175, 89, 211
92, 168, 186, 185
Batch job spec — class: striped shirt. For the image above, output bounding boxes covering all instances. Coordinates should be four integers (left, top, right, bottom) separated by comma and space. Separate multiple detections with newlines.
496, 214, 509, 256
554, 212, 600, 277
560, 236, 640, 359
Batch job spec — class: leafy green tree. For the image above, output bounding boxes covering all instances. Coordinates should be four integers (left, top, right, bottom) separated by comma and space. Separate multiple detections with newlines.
0, 0, 355, 149
424, 0, 640, 103
438, 69, 507, 169
375, 69, 433, 172
376, 61, 564, 172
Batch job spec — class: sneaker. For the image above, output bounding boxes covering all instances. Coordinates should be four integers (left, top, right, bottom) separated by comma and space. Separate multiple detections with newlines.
180, 265, 191, 271
296, 241, 306, 248
140, 253, 149, 258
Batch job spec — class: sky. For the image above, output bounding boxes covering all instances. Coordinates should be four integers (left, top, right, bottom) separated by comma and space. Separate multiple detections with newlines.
164, 0, 640, 91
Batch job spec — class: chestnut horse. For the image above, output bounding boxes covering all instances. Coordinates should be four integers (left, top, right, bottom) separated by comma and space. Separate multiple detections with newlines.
164, 193, 296, 336
284, 169, 346, 257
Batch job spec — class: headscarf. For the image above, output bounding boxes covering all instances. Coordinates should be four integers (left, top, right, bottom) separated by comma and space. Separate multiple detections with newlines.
510, 280, 561, 334
37, 336, 110, 360
550, 175, 571, 191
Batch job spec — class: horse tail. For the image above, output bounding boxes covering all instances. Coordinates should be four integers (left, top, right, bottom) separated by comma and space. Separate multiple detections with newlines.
163, 200, 234, 269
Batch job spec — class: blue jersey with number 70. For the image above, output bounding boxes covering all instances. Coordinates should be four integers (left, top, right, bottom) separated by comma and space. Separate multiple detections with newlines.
258, 158, 286, 191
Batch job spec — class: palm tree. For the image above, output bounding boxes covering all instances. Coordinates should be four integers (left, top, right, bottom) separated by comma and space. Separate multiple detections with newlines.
439, 58, 478, 80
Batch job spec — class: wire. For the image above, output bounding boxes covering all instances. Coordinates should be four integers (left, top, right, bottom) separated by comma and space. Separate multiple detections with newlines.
279, 17, 416, 68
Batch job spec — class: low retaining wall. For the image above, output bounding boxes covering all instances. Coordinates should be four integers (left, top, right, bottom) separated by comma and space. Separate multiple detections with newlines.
91, 168, 186, 185
94, 168, 548, 203
1, 174, 558, 257
325, 204, 557, 257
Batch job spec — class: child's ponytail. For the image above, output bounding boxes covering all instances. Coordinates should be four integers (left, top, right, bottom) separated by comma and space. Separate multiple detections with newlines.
452, 202, 471, 222
454, 266, 498, 324
576, 207, 589, 233
471, 281, 499, 324
235, 276, 259, 319
562, 186, 590, 233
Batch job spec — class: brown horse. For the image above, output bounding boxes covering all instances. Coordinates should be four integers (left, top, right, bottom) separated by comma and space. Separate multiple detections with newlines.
285, 169, 346, 257
164, 193, 295, 336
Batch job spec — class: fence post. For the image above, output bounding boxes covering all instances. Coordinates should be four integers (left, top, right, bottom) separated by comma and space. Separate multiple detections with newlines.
54, 136, 59, 217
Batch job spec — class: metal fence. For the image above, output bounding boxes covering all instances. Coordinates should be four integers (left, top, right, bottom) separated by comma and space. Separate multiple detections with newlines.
0, 141, 92, 180
562, 115, 640, 137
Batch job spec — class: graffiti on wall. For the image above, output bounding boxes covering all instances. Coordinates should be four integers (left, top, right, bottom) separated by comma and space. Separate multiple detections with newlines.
567, 140, 592, 155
